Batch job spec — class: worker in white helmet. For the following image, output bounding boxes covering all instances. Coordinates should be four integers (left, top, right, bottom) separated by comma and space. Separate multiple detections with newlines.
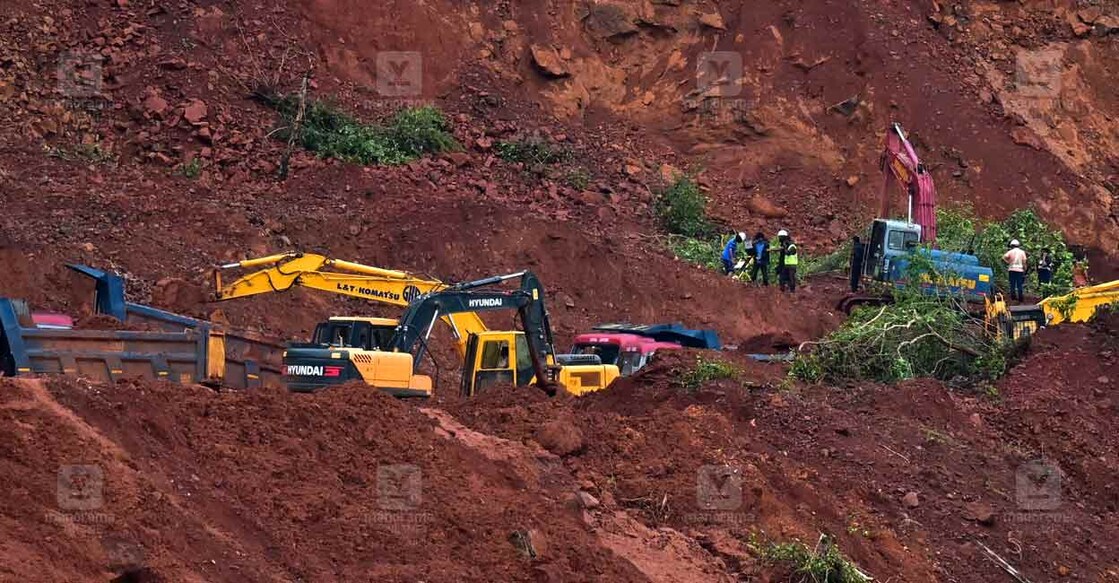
776, 229, 798, 293
1003, 239, 1028, 302
721, 231, 747, 275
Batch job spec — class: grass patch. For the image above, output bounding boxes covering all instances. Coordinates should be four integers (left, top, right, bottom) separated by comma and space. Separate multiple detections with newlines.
44, 142, 115, 164
563, 166, 592, 190
751, 534, 871, 583
175, 157, 202, 179
798, 241, 852, 280
262, 93, 458, 165
656, 176, 712, 238
495, 137, 571, 170
667, 234, 724, 271
679, 356, 738, 390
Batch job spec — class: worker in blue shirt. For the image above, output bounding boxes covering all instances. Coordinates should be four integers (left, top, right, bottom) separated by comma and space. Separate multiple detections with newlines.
721, 232, 746, 275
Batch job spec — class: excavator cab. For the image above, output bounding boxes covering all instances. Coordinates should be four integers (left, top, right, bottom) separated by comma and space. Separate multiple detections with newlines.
862, 219, 921, 281
461, 332, 538, 395
308, 317, 398, 350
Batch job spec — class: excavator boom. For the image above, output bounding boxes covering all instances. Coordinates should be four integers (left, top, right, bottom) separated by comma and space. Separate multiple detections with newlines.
212, 252, 487, 356
880, 123, 937, 242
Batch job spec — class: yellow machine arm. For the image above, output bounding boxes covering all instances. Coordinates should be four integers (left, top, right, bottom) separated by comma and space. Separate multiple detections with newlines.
1038, 279, 1119, 325
212, 252, 488, 356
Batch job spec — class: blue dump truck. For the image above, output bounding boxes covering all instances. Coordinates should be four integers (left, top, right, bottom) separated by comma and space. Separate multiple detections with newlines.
843, 219, 993, 312
1, 265, 284, 387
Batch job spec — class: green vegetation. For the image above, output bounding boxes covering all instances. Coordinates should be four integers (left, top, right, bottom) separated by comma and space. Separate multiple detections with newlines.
655, 176, 712, 238
44, 142, 115, 164
792, 252, 1010, 385
937, 205, 1077, 296
495, 137, 571, 171
176, 157, 202, 179
679, 356, 738, 391
667, 235, 724, 271
265, 94, 458, 165
798, 241, 852, 281
563, 166, 592, 190
751, 534, 870, 583
791, 293, 1008, 385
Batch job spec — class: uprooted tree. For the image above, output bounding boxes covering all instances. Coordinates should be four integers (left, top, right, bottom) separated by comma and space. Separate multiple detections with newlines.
792, 253, 1010, 385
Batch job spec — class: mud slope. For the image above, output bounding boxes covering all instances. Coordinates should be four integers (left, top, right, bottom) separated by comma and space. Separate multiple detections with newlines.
2, 377, 660, 582
447, 314, 1119, 582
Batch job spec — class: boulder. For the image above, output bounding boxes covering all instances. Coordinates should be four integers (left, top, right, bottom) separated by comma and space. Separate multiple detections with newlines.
529, 45, 570, 78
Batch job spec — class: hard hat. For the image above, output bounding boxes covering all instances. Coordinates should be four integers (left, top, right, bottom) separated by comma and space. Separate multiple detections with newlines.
1010, 239, 1020, 247
737, 232, 746, 242
777, 229, 789, 237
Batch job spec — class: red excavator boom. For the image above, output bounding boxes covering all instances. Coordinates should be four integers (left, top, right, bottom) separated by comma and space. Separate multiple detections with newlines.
879, 123, 937, 243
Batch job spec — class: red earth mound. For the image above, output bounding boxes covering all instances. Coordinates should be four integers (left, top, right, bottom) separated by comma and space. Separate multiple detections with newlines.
445, 320, 1119, 581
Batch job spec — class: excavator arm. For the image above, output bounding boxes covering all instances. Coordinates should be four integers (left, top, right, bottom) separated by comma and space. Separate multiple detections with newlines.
388, 271, 557, 389
212, 252, 488, 356
880, 123, 938, 242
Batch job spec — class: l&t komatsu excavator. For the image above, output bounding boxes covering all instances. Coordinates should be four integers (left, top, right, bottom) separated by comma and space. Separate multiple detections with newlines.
213, 252, 484, 358
282, 270, 619, 397
213, 253, 618, 397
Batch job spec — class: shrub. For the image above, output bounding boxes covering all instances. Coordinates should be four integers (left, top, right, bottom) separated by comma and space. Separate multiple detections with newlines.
44, 142, 115, 164
177, 157, 202, 179
495, 137, 570, 169
751, 534, 870, 583
667, 235, 724, 271
563, 167, 592, 190
655, 176, 711, 238
937, 205, 1077, 296
265, 94, 458, 165
679, 356, 738, 391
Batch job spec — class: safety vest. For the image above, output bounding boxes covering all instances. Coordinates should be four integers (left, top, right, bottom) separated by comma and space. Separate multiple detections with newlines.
783, 243, 798, 266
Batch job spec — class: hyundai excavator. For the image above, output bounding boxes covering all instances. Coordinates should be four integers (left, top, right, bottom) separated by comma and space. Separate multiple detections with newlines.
281, 270, 619, 397
213, 253, 618, 396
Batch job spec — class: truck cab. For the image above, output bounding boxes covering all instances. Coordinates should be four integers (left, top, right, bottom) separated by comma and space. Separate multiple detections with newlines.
860, 219, 993, 301
570, 332, 683, 376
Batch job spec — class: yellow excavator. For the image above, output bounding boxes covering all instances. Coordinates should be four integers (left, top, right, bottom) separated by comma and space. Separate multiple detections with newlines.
213, 252, 484, 357
985, 279, 1119, 342
213, 253, 618, 397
